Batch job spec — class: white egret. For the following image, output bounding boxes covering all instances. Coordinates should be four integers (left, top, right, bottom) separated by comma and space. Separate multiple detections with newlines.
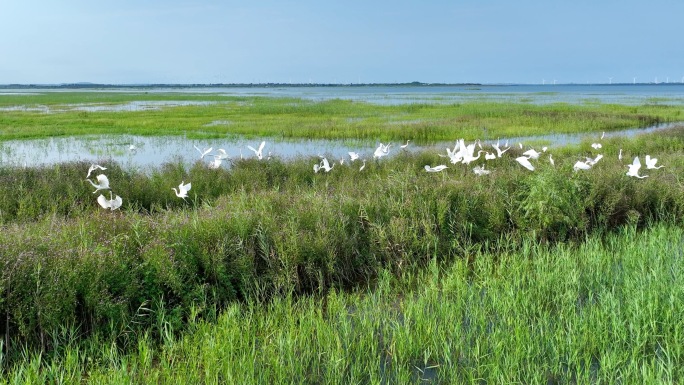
247, 141, 266, 160
214, 148, 230, 160
193, 145, 213, 159
515, 156, 535, 171
86, 174, 110, 193
208, 157, 223, 169
348, 151, 360, 162
542, 146, 548, 152
172, 181, 192, 200
400, 140, 410, 149
573, 161, 591, 171
601, 131, 605, 140
359, 159, 366, 171
626, 157, 648, 179
484, 152, 496, 160
618, 149, 623, 161
549, 154, 555, 166
424, 164, 448, 172
492, 143, 510, 158
129, 144, 137, 152
319, 158, 334, 172
86, 164, 107, 179
522, 149, 541, 160
313, 163, 320, 173
591, 143, 602, 150
97, 192, 122, 210
472, 165, 491, 176
644, 155, 664, 169
373, 143, 391, 159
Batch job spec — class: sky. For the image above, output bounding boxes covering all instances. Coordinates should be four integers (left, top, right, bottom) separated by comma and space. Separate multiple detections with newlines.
1, 0, 683, 85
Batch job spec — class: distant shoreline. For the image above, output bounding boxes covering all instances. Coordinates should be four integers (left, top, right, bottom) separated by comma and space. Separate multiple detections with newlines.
2, 82, 681, 90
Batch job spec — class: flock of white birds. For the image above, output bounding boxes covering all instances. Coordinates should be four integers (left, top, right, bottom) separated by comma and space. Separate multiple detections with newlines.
84, 134, 664, 211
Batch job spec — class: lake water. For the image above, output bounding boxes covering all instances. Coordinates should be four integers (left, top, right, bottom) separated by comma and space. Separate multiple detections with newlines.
1, 84, 683, 168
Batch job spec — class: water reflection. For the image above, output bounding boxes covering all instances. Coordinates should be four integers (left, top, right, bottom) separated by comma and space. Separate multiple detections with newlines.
0, 122, 679, 170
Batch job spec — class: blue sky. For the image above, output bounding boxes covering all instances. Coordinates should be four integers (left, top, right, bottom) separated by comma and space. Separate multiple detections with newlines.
1, 0, 682, 85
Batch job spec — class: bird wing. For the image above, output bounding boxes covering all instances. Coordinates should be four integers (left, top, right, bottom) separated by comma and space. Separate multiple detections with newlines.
181, 183, 192, 193
112, 196, 122, 210
247, 145, 257, 153
96, 174, 109, 187
258, 141, 265, 153
632, 156, 641, 169
97, 194, 110, 209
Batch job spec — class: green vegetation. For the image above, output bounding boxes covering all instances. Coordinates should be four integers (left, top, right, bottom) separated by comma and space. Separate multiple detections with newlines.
1, 92, 683, 383
1, 92, 682, 142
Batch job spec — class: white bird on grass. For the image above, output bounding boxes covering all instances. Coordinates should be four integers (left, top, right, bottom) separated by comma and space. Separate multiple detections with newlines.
359, 159, 366, 171
193, 145, 213, 159
208, 157, 223, 169
549, 154, 555, 166
618, 149, 623, 161
172, 181, 192, 200
86, 174, 110, 193
573, 161, 592, 171
400, 140, 410, 149
97, 192, 122, 211
515, 156, 535, 171
319, 157, 334, 172
591, 143, 603, 150
484, 152, 496, 160
247, 141, 266, 160
348, 151, 360, 162
86, 164, 107, 179
626, 157, 648, 179
644, 155, 664, 169
472, 165, 491, 176
424, 164, 448, 172
492, 143, 510, 158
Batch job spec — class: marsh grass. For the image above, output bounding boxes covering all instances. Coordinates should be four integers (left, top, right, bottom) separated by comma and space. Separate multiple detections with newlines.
1, 92, 681, 142
2, 223, 683, 383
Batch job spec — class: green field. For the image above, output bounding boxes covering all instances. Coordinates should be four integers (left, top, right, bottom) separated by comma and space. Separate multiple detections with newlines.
1, 92, 683, 383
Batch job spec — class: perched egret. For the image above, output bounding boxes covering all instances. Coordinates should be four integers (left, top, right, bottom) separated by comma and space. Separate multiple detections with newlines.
591, 143, 602, 150
472, 165, 491, 176
193, 145, 213, 159
313, 163, 320, 173
644, 155, 664, 169
97, 192, 122, 210
484, 152, 496, 160
247, 141, 266, 160
515, 156, 535, 171
573, 161, 591, 171
400, 140, 410, 149
424, 164, 448, 172
618, 149, 623, 161
172, 181, 192, 200
549, 154, 555, 166
542, 146, 548, 152
86, 164, 107, 179
348, 151, 360, 162
86, 174, 110, 193
359, 159, 366, 171
626, 157, 648, 179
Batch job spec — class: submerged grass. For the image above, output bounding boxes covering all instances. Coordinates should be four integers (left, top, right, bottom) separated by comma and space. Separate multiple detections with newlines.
2, 223, 683, 383
1, 92, 682, 142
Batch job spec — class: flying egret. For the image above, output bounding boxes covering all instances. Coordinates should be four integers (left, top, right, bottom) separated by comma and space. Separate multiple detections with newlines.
319, 157, 334, 172
172, 181, 192, 200
573, 161, 591, 171
97, 192, 122, 210
644, 155, 664, 169
247, 141, 266, 160
86, 164, 107, 179
424, 164, 448, 172
626, 157, 648, 179
400, 140, 410, 149
492, 143, 510, 158
515, 156, 535, 171
348, 151, 360, 162
472, 165, 491, 176
373, 143, 391, 159
522, 149, 541, 160
86, 174, 110, 193
193, 145, 213, 159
